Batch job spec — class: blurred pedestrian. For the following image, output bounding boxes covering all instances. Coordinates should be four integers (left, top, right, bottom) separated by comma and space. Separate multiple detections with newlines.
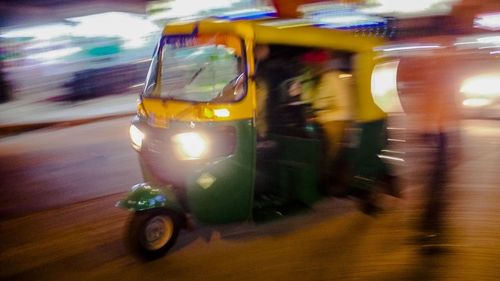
300, 50, 353, 192
397, 38, 462, 247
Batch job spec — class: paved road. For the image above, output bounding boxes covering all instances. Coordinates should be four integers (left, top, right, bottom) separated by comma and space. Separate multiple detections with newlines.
0, 117, 141, 219
0, 118, 499, 281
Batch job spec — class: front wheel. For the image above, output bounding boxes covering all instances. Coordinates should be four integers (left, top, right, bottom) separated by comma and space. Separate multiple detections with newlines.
127, 208, 181, 260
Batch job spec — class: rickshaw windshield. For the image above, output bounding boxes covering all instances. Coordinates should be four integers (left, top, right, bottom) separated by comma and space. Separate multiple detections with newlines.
143, 33, 246, 102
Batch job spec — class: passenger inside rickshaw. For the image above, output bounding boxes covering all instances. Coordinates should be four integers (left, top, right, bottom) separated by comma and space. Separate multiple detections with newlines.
254, 45, 356, 202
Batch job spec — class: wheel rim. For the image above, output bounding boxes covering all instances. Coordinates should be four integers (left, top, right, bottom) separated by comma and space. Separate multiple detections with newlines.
143, 215, 174, 250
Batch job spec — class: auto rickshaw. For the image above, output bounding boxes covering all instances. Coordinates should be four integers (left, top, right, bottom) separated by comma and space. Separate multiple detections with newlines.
117, 14, 393, 259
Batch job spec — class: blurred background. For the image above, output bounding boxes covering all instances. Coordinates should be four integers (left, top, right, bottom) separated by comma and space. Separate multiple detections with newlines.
1, 0, 500, 124
1, 1, 500, 281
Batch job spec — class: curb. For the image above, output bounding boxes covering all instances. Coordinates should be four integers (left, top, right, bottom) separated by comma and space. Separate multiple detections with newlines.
0, 112, 135, 137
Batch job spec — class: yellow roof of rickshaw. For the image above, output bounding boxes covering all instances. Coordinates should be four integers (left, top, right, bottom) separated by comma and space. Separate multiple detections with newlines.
162, 17, 384, 53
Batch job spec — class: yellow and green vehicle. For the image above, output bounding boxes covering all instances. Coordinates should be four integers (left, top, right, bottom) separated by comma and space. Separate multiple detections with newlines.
117, 13, 392, 259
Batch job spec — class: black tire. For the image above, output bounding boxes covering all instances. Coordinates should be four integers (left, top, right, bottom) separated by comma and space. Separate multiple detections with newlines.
127, 209, 181, 260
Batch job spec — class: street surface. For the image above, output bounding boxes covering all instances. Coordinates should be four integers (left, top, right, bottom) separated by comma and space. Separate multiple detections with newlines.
0, 118, 499, 281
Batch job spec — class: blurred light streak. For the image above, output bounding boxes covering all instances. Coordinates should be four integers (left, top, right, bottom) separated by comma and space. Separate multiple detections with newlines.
68, 12, 158, 40
136, 58, 153, 63
378, 154, 405, 162
123, 38, 148, 49
27, 47, 82, 61
455, 35, 500, 50
316, 15, 382, 27
477, 36, 500, 44
299, 3, 386, 29
454, 41, 480, 46
160, 0, 241, 19
378, 45, 442, 52
461, 74, 500, 97
213, 7, 277, 21
24, 41, 68, 50
387, 138, 406, 142
130, 83, 145, 89
479, 46, 500, 50
381, 149, 406, 155
360, 0, 458, 17
1, 24, 72, 40
475, 13, 500, 31
463, 98, 492, 107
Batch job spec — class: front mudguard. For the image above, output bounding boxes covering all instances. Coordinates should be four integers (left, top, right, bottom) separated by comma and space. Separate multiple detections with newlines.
117, 183, 184, 213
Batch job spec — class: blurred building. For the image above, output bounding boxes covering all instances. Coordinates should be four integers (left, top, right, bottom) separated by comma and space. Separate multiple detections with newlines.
0, 1, 154, 102
1, 0, 499, 106
0, 0, 268, 102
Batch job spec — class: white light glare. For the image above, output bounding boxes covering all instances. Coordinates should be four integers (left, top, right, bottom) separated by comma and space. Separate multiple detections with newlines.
379, 44, 442, 52
361, 0, 458, 15
477, 36, 500, 44
68, 12, 158, 41
378, 154, 405, 162
27, 47, 82, 61
371, 61, 403, 113
372, 61, 398, 97
1, 24, 72, 40
123, 38, 147, 50
454, 35, 500, 49
371, 60, 404, 113
213, 108, 230, 118
129, 125, 145, 150
463, 98, 492, 107
318, 15, 377, 26
159, 0, 240, 18
172, 132, 208, 160
475, 13, 500, 31
25, 40, 69, 50
130, 83, 145, 89
460, 74, 500, 97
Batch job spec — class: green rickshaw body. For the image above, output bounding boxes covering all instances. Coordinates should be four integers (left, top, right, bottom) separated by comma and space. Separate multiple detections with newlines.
122, 117, 256, 224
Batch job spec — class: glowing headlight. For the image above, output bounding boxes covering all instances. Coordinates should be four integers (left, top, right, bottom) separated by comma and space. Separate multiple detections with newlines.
172, 132, 208, 160
129, 125, 145, 150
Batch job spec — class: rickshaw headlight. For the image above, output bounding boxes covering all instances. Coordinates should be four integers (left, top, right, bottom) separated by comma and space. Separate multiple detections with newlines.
172, 132, 208, 160
129, 125, 145, 150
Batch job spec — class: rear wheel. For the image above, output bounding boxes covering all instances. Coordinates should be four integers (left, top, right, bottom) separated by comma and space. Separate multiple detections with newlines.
127, 209, 181, 260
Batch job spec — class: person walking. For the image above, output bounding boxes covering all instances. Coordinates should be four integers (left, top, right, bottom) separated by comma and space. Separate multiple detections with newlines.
397, 38, 462, 247
299, 50, 353, 193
